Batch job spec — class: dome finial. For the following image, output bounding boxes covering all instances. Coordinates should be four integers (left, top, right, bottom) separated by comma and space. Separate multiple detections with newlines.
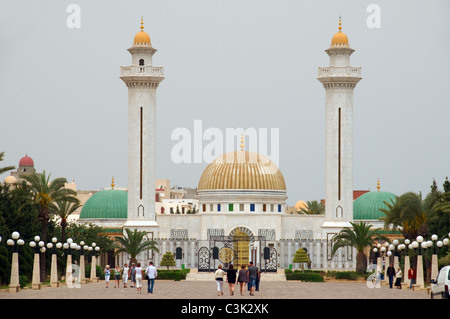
140, 17, 144, 31
240, 135, 245, 151
111, 176, 115, 189
377, 178, 380, 192
338, 16, 342, 32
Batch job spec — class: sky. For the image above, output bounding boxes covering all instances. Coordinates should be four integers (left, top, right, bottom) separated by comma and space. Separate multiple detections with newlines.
0, 0, 449, 206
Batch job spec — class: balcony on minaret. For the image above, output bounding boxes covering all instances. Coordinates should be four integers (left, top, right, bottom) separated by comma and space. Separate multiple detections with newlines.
317, 66, 361, 78
120, 65, 164, 77
317, 66, 362, 86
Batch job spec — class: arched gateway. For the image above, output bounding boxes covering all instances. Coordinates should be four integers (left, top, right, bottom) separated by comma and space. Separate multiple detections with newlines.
197, 226, 277, 272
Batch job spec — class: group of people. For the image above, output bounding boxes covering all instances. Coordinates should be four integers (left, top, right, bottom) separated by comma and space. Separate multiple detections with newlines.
104, 262, 158, 294
214, 261, 261, 296
385, 263, 417, 289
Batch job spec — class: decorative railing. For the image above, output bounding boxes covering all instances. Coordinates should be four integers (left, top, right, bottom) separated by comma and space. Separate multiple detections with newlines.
318, 66, 361, 77
120, 65, 164, 77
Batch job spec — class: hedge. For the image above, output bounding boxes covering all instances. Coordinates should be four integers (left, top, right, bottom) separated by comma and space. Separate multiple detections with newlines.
284, 269, 324, 282
155, 269, 190, 281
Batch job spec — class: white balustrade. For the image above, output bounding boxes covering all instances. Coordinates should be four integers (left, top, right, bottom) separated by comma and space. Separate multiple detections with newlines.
120, 65, 164, 77
318, 66, 361, 77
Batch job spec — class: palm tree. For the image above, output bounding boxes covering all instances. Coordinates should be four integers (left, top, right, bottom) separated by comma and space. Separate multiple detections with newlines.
0, 152, 15, 175
52, 198, 82, 243
380, 192, 435, 240
16, 171, 78, 281
298, 200, 325, 214
331, 221, 389, 274
114, 228, 159, 266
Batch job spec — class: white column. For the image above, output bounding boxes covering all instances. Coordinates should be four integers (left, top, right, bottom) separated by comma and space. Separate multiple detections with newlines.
431, 254, 438, 282
294, 241, 299, 269
287, 241, 292, 269
190, 241, 196, 269
51, 253, 59, 288
66, 255, 73, 286
31, 253, 41, 290
403, 255, 410, 285
416, 255, 424, 289
9, 252, 20, 292
90, 256, 97, 282
80, 255, 86, 284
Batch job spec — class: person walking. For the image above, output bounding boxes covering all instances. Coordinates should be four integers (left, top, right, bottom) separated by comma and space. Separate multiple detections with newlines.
226, 264, 237, 296
145, 261, 158, 294
104, 265, 111, 288
237, 265, 248, 296
214, 265, 226, 296
395, 268, 402, 289
408, 266, 416, 289
386, 263, 395, 289
114, 265, 121, 288
135, 263, 143, 294
255, 268, 261, 292
130, 263, 136, 288
247, 261, 259, 296
122, 263, 129, 288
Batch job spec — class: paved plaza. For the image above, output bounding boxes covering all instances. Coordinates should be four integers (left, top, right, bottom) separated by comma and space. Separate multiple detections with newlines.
0, 279, 429, 300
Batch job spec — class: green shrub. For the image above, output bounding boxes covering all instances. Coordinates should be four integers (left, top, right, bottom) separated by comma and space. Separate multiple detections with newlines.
156, 269, 190, 281
334, 271, 359, 280
19, 275, 29, 288
284, 269, 324, 282
85, 265, 104, 280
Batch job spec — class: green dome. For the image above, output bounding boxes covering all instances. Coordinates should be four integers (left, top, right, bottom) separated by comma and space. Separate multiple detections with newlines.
353, 191, 396, 220
80, 189, 128, 219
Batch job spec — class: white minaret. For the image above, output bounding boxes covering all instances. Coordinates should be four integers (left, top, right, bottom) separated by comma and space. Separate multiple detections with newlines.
317, 18, 362, 236
120, 18, 164, 235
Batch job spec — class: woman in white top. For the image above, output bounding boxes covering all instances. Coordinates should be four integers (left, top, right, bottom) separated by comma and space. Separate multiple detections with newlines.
135, 263, 143, 294
122, 264, 129, 288
214, 265, 227, 296
395, 268, 402, 289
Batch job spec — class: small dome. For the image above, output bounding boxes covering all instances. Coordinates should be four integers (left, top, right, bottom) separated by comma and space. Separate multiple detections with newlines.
19, 154, 34, 166
353, 191, 396, 220
133, 18, 151, 46
331, 31, 349, 46
80, 189, 128, 219
295, 200, 307, 211
330, 18, 349, 47
4, 175, 17, 184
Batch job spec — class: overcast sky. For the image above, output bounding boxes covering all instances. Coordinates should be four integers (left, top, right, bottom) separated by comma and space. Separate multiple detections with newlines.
1, 0, 449, 206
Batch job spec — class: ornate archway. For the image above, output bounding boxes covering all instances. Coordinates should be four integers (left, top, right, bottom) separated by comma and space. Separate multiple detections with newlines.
229, 227, 254, 268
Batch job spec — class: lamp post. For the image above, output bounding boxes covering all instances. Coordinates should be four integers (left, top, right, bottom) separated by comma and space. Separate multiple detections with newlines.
430, 234, 439, 282
415, 236, 425, 289
29, 236, 45, 290
402, 239, 411, 287
383, 242, 390, 282
6, 231, 25, 292
392, 240, 400, 270
64, 238, 77, 286
90, 243, 100, 282
79, 241, 88, 284
48, 237, 62, 288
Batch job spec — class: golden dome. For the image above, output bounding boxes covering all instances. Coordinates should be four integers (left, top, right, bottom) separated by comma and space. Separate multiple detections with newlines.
331, 17, 349, 47
4, 175, 17, 184
198, 151, 286, 191
295, 200, 307, 211
133, 18, 151, 46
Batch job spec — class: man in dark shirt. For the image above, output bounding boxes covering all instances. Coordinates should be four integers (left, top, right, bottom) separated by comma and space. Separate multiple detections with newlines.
386, 264, 395, 289
247, 261, 259, 296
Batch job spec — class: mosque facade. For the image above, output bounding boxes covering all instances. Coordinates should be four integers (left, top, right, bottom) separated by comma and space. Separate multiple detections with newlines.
4, 19, 400, 272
